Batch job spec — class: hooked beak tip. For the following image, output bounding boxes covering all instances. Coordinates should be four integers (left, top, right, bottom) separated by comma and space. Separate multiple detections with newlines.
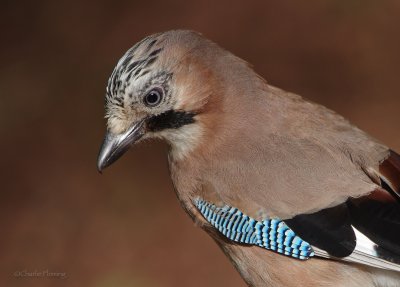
97, 136, 115, 173
97, 164, 103, 174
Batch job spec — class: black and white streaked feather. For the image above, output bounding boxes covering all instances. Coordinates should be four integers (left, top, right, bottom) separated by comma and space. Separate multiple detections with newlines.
105, 34, 165, 106
103, 34, 182, 127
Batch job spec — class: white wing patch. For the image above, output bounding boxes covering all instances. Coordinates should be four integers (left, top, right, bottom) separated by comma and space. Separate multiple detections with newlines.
314, 226, 400, 272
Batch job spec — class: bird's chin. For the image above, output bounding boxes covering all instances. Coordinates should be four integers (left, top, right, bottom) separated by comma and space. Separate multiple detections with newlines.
97, 119, 146, 172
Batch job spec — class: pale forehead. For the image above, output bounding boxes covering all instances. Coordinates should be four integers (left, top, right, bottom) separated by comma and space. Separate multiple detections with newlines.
106, 34, 166, 101
105, 31, 204, 101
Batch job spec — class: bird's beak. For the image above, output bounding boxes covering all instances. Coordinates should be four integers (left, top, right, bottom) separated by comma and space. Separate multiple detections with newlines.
97, 119, 146, 172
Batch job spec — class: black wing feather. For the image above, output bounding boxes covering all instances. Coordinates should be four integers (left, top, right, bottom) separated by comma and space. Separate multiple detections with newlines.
346, 150, 400, 257
285, 203, 356, 257
347, 196, 400, 255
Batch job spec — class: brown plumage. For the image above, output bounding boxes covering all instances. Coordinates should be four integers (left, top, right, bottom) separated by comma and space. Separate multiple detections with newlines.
98, 30, 400, 286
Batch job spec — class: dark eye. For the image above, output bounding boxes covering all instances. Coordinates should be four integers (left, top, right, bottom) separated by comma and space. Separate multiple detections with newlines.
144, 88, 163, 107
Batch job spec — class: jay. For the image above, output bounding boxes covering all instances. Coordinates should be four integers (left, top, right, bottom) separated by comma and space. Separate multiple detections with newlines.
97, 30, 400, 287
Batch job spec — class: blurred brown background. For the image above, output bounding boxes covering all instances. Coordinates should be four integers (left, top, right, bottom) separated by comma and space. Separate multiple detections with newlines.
1, 0, 399, 286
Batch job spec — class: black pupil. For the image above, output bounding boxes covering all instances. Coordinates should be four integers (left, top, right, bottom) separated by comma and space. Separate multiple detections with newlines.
146, 90, 160, 105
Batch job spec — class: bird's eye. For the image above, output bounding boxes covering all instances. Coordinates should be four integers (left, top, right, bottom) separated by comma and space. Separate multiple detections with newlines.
144, 88, 163, 107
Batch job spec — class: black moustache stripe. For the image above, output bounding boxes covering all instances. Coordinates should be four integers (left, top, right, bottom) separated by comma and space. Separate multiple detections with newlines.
146, 110, 196, 132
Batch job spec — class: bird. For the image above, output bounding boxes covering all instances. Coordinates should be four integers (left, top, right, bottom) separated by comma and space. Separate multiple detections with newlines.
97, 30, 400, 287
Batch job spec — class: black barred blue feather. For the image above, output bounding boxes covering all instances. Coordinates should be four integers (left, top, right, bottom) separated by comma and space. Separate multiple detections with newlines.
195, 199, 315, 260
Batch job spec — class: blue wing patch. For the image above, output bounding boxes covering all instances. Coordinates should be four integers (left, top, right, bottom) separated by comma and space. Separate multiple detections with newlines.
195, 199, 315, 260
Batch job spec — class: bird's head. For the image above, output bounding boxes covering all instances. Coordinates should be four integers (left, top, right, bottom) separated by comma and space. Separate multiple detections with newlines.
97, 30, 224, 172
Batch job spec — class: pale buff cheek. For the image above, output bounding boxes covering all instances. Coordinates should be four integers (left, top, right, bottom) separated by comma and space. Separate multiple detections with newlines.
155, 123, 204, 161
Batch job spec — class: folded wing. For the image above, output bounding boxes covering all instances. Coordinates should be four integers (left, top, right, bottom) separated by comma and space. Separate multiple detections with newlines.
196, 150, 400, 272
285, 150, 400, 272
